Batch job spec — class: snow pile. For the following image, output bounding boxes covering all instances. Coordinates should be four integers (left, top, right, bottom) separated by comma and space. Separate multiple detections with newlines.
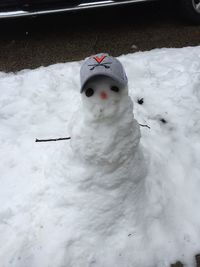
71, 76, 142, 165
65, 75, 147, 265
0, 46, 200, 267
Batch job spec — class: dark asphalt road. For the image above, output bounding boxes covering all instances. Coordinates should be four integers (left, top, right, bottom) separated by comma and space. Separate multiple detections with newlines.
0, 1, 200, 72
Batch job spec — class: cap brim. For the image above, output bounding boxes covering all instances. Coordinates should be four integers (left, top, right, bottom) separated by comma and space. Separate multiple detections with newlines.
80, 72, 126, 93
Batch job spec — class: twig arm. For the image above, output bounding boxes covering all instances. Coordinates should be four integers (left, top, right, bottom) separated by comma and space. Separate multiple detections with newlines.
35, 122, 150, 143
35, 137, 71, 142
139, 124, 151, 129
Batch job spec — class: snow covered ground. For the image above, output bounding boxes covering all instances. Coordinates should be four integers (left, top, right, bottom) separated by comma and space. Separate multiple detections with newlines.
0, 46, 200, 267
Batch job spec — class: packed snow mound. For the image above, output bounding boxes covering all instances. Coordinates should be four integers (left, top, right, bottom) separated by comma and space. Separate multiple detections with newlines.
65, 75, 148, 267
70, 76, 142, 165
0, 46, 200, 267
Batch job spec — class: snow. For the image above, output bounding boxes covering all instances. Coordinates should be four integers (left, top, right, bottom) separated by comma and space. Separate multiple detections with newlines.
0, 46, 200, 267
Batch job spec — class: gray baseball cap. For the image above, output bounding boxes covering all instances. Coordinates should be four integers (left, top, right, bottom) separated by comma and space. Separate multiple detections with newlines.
80, 53, 128, 93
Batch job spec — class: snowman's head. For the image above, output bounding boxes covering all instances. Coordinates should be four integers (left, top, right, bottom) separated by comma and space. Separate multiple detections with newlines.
80, 53, 129, 121
81, 75, 129, 121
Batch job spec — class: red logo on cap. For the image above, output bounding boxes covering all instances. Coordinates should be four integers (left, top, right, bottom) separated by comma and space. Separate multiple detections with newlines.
94, 55, 106, 64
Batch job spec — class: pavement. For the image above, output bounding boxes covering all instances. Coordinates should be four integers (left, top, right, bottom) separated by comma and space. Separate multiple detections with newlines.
0, 1, 200, 72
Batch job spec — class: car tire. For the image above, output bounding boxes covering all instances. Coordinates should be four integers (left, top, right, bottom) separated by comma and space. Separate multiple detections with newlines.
179, 0, 200, 24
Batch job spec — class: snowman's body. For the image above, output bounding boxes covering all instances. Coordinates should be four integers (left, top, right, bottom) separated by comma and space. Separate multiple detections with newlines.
69, 76, 147, 239
44, 57, 149, 266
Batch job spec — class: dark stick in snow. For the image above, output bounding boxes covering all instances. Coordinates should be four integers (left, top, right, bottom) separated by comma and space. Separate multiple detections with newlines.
35, 124, 150, 143
139, 124, 151, 129
35, 137, 71, 142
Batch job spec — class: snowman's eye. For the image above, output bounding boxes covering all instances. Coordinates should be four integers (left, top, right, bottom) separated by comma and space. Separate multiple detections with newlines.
85, 88, 94, 97
110, 86, 119, 93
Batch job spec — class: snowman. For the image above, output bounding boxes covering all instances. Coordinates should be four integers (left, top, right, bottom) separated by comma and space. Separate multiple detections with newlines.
39, 54, 149, 267
68, 54, 148, 246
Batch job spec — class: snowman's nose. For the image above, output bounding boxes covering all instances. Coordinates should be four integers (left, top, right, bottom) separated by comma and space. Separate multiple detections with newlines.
100, 91, 108, 100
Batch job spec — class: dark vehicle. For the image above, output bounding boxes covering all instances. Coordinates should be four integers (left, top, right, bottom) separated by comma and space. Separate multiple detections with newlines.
0, 0, 200, 23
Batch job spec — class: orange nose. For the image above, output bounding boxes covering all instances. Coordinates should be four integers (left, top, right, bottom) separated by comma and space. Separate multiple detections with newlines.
100, 91, 108, 100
